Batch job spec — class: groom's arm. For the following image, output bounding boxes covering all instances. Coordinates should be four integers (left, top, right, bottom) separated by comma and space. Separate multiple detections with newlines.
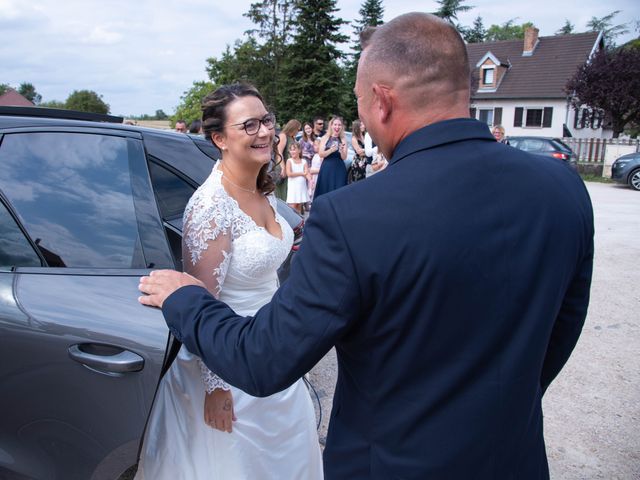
540, 222, 594, 393
162, 196, 360, 397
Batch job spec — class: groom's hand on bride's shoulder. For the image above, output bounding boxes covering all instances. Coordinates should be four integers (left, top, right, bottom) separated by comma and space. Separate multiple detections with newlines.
138, 270, 205, 308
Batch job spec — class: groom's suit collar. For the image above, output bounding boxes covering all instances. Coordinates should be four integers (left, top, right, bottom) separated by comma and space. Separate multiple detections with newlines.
389, 118, 496, 166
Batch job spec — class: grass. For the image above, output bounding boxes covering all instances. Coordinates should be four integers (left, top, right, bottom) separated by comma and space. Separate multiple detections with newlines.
580, 173, 613, 184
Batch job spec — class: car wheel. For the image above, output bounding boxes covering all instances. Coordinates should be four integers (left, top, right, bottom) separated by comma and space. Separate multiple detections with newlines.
629, 168, 640, 191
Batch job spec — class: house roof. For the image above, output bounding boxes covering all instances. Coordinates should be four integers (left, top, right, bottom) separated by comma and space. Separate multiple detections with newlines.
467, 31, 602, 100
0, 89, 34, 107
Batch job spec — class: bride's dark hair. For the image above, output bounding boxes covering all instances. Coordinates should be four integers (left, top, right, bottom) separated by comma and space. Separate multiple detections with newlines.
201, 82, 277, 195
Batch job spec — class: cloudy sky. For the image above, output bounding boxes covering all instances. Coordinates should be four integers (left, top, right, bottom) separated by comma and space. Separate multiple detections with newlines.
2, 0, 638, 116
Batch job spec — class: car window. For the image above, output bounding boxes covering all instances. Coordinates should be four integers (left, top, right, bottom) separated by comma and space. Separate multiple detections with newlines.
0, 200, 41, 267
148, 159, 196, 221
521, 139, 545, 151
147, 160, 196, 270
0, 132, 146, 268
538, 140, 556, 152
191, 137, 221, 162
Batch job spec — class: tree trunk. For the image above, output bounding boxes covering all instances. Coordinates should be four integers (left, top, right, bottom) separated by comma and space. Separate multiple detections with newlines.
611, 117, 625, 138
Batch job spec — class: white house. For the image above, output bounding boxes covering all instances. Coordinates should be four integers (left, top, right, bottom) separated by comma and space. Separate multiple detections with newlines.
466, 29, 608, 139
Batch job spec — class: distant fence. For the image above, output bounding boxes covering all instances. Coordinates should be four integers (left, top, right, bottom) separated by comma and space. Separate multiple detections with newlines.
562, 137, 640, 163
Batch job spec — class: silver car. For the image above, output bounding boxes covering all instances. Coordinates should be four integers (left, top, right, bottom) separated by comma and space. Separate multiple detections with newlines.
0, 107, 303, 479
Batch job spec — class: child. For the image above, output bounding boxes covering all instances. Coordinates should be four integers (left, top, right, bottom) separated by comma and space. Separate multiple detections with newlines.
285, 142, 309, 214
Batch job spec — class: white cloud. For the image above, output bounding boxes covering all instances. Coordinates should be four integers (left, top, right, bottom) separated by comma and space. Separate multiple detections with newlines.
84, 25, 124, 45
0, 0, 34, 20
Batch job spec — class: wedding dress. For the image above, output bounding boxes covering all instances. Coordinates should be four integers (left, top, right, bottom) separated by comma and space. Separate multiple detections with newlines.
136, 162, 323, 479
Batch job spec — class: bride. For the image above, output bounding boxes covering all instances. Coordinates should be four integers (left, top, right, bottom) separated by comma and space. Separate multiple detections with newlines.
136, 83, 323, 479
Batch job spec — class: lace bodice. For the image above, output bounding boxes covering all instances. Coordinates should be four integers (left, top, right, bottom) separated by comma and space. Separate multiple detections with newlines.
182, 162, 294, 392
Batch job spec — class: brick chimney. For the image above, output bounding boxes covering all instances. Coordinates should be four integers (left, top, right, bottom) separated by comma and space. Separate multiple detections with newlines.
523, 26, 539, 56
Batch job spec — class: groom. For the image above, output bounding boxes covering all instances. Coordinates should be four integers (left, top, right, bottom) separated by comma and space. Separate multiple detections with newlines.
139, 13, 594, 479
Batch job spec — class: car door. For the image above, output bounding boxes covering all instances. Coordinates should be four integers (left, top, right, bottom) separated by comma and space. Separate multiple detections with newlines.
0, 128, 174, 479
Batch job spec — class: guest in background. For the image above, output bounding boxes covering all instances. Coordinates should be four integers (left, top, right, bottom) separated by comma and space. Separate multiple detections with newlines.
300, 122, 316, 168
189, 119, 203, 135
492, 125, 510, 145
285, 142, 309, 214
364, 130, 377, 160
276, 119, 301, 201
175, 119, 188, 133
312, 116, 325, 140
314, 116, 348, 199
348, 120, 367, 184
366, 152, 388, 177
307, 138, 322, 202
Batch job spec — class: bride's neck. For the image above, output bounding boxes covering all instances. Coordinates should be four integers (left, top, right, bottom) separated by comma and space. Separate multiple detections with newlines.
219, 158, 260, 191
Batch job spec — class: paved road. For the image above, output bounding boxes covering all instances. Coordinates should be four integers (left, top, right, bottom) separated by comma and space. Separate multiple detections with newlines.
308, 181, 640, 477
544, 182, 640, 479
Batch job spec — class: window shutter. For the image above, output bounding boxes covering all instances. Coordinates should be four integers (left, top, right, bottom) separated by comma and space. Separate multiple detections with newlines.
595, 111, 603, 129
469, 107, 476, 119
574, 109, 580, 129
494, 107, 503, 125
542, 107, 553, 128
514, 107, 523, 127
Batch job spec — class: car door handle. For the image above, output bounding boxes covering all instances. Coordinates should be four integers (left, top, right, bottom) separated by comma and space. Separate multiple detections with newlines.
68, 344, 144, 373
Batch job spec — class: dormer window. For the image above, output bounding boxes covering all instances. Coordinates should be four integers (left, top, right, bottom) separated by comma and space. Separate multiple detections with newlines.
482, 67, 495, 85
476, 52, 505, 91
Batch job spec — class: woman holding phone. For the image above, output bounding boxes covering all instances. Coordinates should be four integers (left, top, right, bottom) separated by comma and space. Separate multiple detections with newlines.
314, 116, 348, 199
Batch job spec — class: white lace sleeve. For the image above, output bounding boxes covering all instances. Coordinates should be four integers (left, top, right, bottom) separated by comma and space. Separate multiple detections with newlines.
182, 172, 235, 393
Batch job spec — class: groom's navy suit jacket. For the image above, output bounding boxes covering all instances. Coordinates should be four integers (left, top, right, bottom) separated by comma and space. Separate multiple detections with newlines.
164, 119, 594, 479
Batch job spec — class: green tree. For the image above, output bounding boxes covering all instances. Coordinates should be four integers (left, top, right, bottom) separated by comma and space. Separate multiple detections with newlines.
172, 81, 216, 126
434, 0, 473, 38
353, 0, 384, 39
566, 46, 640, 138
65, 90, 110, 114
464, 16, 486, 43
344, 0, 385, 121
206, 37, 277, 113
587, 10, 629, 48
278, 0, 348, 123
0, 83, 10, 96
155, 109, 168, 120
243, 1, 296, 107
434, 0, 472, 24
556, 19, 574, 35
18, 82, 41, 104
40, 100, 66, 109
485, 20, 534, 42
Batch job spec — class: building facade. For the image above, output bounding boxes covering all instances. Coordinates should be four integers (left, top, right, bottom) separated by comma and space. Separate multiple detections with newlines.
467, 29, 607, 139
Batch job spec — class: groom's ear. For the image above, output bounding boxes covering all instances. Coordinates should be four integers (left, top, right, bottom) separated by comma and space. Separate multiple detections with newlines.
371, 83, 394, 124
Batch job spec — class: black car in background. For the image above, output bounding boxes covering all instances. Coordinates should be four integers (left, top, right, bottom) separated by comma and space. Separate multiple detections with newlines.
0, 107, 303, 479
611, 152, 640, 191
507, 136, 578, 170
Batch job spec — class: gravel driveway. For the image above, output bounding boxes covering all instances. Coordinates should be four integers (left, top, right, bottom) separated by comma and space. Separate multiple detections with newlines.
307, 181, 640, 478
